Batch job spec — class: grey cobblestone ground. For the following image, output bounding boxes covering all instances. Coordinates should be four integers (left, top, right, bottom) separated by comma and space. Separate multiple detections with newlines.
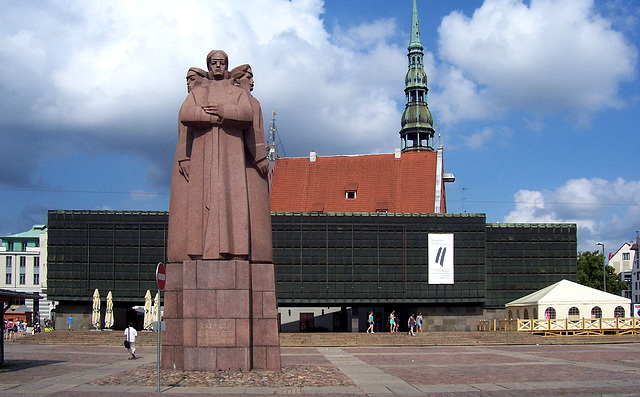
2, 341, 640, 395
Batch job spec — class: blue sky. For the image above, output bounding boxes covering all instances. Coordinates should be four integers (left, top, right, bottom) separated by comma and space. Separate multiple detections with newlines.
0, 0, 639, 255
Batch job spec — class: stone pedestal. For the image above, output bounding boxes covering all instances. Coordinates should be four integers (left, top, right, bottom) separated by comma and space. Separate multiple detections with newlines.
161, 260, 280, 371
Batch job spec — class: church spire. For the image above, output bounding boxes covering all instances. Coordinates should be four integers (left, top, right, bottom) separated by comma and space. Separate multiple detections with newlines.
409, 0, 423, 52
400, 0, 435, 152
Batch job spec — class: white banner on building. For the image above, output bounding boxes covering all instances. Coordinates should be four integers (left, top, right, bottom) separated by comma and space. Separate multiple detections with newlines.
428, 233, 454, 284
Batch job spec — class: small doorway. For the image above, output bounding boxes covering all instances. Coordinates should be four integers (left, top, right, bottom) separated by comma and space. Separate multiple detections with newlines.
300, 312, 314, 331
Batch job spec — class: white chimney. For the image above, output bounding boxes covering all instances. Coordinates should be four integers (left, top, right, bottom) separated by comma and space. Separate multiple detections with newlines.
310, 150, 317, 162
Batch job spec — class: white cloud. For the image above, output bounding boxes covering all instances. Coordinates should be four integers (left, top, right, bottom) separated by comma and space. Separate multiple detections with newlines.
0, 0, 406, 161
436, 0, 637, 123
504, 177, 640, 251
454, 126, 512, 150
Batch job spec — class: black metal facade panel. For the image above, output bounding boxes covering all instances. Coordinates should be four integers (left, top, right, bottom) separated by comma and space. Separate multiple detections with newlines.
485, 223, 578, 308
47, 210, 168, 301
45, 210, 577, 309
271, 213, 487, 305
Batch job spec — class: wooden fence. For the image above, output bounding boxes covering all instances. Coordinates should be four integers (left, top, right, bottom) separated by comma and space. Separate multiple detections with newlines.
479, 317, 640, 336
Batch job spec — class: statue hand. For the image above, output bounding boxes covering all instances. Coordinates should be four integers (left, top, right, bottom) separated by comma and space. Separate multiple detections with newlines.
255, 157, 269, 178
178, 159, 190, 182
201, 104, 219, 115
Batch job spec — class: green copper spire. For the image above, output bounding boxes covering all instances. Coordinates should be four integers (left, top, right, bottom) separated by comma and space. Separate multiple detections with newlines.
409, 0, 423, 52
400, 0, 435, 152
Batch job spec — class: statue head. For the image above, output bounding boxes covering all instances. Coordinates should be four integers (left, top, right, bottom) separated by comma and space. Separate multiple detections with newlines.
206, 50, 229, 80
230, 64, 254, 92
186, 67, 207, 93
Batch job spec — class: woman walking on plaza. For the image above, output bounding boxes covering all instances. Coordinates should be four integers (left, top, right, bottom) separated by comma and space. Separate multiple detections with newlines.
389, 311, 396, 333
367, 311, 374, 333
417, 312, 423, 332
408, 314, 416, 336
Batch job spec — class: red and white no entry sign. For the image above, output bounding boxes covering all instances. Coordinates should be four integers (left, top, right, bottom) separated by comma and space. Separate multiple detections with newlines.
156, 262, 166, 291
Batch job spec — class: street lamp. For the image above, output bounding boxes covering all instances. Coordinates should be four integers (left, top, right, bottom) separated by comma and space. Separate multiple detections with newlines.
596, 242, 606, 292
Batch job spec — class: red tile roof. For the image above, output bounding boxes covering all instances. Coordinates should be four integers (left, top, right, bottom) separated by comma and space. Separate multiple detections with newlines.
270, 151, 447, 213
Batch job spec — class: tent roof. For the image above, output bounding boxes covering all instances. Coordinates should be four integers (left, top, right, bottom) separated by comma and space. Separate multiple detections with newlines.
506, 279, 630, 307
7, 304, 31, 313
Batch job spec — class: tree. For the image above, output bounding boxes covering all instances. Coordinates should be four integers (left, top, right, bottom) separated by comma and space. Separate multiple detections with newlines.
577, 250, 628, 295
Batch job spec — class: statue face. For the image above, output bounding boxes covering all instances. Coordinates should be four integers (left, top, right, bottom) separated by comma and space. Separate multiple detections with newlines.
240, 70, 254, 92
186, 72, 203, 93
209, 56, 227, 79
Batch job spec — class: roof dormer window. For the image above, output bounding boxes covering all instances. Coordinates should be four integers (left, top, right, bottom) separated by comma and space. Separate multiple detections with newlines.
345, 190, 356, 199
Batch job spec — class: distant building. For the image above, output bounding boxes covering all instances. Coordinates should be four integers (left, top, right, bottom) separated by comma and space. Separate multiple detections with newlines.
46, 211, 166, 330
271, 149, 453, 214
0, 225, 53, 321
46, 210, 577, 331
271, 0, 454, 216
609, 242, 635, 275
609, 241, 635, 301
630, 237, 640, 316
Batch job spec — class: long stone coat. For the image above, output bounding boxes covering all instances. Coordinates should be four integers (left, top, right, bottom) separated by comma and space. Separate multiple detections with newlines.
169, 78, 253, 261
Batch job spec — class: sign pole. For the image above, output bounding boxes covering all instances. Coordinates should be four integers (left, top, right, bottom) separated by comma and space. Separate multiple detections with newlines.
155, 262, 166, 394
157, 287, 161, 393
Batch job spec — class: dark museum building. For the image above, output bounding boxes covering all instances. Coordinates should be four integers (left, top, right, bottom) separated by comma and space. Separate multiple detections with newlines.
46, 210, 577, 331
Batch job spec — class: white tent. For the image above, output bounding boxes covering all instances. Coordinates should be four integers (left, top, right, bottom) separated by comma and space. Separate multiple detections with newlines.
506, 279, 631, 320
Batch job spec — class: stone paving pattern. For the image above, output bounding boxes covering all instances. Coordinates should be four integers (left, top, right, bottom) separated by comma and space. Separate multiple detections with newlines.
3, 333, 640, 396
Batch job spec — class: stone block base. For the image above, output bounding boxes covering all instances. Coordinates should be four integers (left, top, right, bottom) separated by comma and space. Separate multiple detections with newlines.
162, 259, 281, 371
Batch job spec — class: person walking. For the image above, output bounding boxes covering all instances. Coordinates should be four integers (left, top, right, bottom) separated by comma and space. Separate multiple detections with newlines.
408, 314, 416, 336
367, 311, 375, 333
124, 322, 138, 360
389, 311, 396, 333
68, 315, 73, 331
417, 312, 423, 332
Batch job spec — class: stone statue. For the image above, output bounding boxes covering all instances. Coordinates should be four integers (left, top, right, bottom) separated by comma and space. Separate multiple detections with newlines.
230, 64, 272, 263
169, 50, 254, 261
168, 67, 206, 261
164, 51, 281, 371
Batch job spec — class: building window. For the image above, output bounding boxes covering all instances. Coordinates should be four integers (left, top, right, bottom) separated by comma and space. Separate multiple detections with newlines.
33, 257, 40, 285
19, 256, 26, 285
345, 190, 356, 199
544, 307, 556, 319
591, 306, 602, 318
614, 306, 625, 317
568, 307, 580, 319
623, 253, 630, 260
5, 257, 12, 285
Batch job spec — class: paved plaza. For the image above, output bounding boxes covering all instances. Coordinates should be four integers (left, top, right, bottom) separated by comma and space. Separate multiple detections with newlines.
2, 342, 640, 396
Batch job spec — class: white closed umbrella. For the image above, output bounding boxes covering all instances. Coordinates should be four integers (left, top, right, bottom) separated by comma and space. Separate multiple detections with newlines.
153, 292, 160, 327
143, 290, 153, 330
104, 291, 114, 329
91, 289, 101, 330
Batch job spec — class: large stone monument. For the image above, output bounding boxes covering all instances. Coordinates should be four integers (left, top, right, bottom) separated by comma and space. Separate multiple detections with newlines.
162, 50, 281, 371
